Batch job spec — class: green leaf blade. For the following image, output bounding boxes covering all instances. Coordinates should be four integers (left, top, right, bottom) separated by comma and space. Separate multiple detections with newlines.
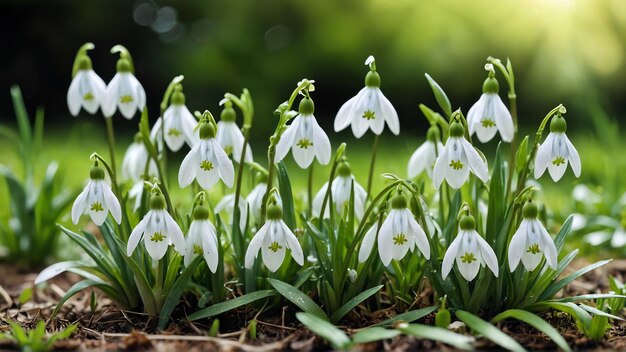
456, 310, 525, 352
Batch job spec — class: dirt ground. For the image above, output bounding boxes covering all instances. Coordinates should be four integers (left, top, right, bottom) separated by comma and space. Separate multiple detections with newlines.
1, 259, 625, 351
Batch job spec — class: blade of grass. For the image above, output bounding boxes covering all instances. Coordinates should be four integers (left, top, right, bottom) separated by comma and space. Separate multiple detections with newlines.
296, 312, 350, 350
456, 310, 525, 352
268, 278, 328, 320
491, 309, 571, 352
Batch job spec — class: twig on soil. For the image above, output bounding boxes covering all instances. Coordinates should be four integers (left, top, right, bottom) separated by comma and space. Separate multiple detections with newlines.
0, 285, 12, 306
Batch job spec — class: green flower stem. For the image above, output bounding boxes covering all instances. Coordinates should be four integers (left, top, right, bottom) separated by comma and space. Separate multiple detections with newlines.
505, 90, 518, 199
307, 163, 314, 218
155, 257, 165, 313
104, 117, 118, 179
319, 143, 346, 225
366, 134, 381, 198
71, 42, 94, 78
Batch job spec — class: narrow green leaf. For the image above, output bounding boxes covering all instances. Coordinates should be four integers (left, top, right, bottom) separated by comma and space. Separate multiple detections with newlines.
52, 280, 110, 316
18, 287, 32, 304
35, 261, 91, 284
276, 162, 296, 229
7, 321, 28, 344
515, 136, 529, 173
536, 302, 592, 328
579, 304, 624, 321
188, 290, 278, 321
268, 278, 328, 320
554, 215, 574, 252
539, 259, 611, 301
158, 256, 202, 329
550, 294, 626, 302
491, 309, 571, 352
424, 74, 452, 118
10, 85, 32, 148
372, 306, 438, 327
398, 324, 474, 350
330, 285, 382, 323
456, 310, 525, 352
296, 312, 350, 350
352, 327, 400, 344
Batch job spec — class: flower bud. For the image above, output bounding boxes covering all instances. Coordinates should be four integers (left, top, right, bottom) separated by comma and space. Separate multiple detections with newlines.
449, 121, 465, 138
266, 204, 283, 220
426, 125, 440, 142
298, 97, 315, 115
459, 215, 476, 230
365, 70, 381, 88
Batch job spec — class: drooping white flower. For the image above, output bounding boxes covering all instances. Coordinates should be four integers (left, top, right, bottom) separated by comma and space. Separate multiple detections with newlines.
102, 58, 146, 119
245, 174, 283, 224
534, 115, 581, 182
215, 194, 248, 233
433, 121, 489, 189
508, 201, 557, 272
611, 227, 626, 248
121, 133, 158, 182
312, 161, 367, 220
358, 193, 430, 265
67, 56, 106, 116
334, 56, 400, 138
184, 204, 219, 272
178, 122, 235, 190
275, 97, 331, 169
71, 164, 121, 226
408, 126, 444, 179
442, 214, 499, 282
467, 65, 514, 143
129, 180, 145, 211
245, 203, 304, 272
150, 89, 198, 152
216, 102, 253, 164
127, 191, 185, 260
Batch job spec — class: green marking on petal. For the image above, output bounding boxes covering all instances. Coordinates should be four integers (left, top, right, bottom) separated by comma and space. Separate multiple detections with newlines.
481, 118, 495, 128
90, 202, 104, 212
461, 252, 477, 263
296, 138, 313, 149
449, 159, 464, 170
150, 232, 166, 242
167, 128, 182, 137
526, 243, 541, 254
120, 95, 133, 104
268, 241, 283, 252
200, 160, 214, 171
552, 156, 566, 166
83, 92, 94, 101
362, 109, 376, 120
392, 233, 408, 245
193, 244, 203, 255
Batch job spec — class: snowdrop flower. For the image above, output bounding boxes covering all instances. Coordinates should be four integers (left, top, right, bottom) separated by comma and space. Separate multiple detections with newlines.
216, 101, 253, 164
467, 65, 514, 143
408, 126, 444, 179
334, 56, 399, 138
245, 203, 304, 272
215, 194, 248, 233
184, 204, 219, 272
611, 227, 626, 248
433, 121, 489, 189
102, 57, 146, 119
358, 192, 430, 265
121, 133, 158, 182
179, 121, 235, 190
312, 161, 367, 220
245, 173, 283, 224
275, 97, 331, 168
151, 87, 198, 152
71, 163, 121, 226
442, 214, 499, 282
129, 180, 145, 211
127, 190, 185, 260
508, 201, 557, 271
534, 114, 581, 181
67, 55, 106, 116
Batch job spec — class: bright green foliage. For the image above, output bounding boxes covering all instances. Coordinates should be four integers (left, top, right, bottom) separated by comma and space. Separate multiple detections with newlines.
0, 320, 76, 352
0, 86, 75, 268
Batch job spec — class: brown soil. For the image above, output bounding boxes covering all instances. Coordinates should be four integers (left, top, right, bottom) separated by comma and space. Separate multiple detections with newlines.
1, 260, 626, 351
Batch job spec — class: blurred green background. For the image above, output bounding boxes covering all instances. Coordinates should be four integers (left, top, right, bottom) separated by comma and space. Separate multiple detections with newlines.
2, 0, 626, 136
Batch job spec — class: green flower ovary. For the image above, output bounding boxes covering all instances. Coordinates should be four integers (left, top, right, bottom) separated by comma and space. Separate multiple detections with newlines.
167, 128, 182, 137
362, 110, 376, 120
552, 156, 566, 166
193, 244, 203, 255
120, 95, 134, 104
200, 160, 214, 171
481, 118, 495, 128
83, 92, 94, 101
393, 233, 408, 246
268, 241, 283, 252
223, 145, 234, 155
296, 139, 313, 149
150, 232, 166, 243
449, 159, 464, 170
526, 243, 541, 255
461, 252, 477, 264
90, 202, 104, 212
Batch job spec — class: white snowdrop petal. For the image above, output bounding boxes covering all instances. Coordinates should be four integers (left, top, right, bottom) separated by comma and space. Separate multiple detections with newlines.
67, 72, 83, 116
245, 222, 269, 268
409, 216, 430, 259
408, 142, 429, 179
432, 142, 449, 189
534, 133, 554, 179
71, 187, 89, 224
441, 232, 463, 280
166, 213, 186, 254
564, 134, 581, 177
377, 214, 396, 266
312, 118, 331, 165
102, 74, 120, 118
103, 182, 122, 224
466, 95, 486, 135
117, 74, 139, 119
461, 138, 489, 183
539, 222, 558, 269
281, 221, 304, 266
494, 97, 514, 142
334, 95, 358, 132
213, 140, 235, 187
379, 91, 400, 135
508, 220, 527, 272
127, 216, 148, 256
178, 147, 198, 188
474, 231, 499, 277
359, 223, 379, 263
